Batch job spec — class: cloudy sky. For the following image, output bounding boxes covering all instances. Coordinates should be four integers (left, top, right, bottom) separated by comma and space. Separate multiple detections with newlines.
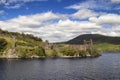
0, 0, 120, 42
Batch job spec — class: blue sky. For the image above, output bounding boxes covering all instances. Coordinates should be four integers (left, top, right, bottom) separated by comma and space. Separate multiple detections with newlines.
0, 0, 81, 20
0, 0, 120, 42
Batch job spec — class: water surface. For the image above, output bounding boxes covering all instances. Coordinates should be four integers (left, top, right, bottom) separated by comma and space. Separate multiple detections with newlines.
0, 53, 120, 80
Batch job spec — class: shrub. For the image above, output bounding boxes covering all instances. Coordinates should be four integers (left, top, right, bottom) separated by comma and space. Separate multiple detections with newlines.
51, 49, 58, 57
61, 49, 76, 56
78, 50, 87, 57
87, 48, 100, 57
35, 46, 46, 56
16, 40, 29, 46
17, 46, 46, 58
0, 38, 7, 54
17, 47, 30, 58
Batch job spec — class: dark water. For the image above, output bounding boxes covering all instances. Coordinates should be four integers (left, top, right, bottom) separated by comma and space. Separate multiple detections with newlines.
0, 53, 120, 80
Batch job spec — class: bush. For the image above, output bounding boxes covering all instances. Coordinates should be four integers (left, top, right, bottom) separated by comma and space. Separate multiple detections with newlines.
78, 50, 87, 57
0, 38, 7, 54
87, 48, 100, 57
17, 47, 31, 58
51, 49, 58, 57
19, 52, 28, 59
16, 40, 29, 46
61, 49, 76, 56
35, 47, 46, 56
17, 46, 46, 58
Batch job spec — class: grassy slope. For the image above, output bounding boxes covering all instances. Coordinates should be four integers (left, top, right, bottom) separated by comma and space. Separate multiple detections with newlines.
0, 29, 45, 58
95, 43, 120, 52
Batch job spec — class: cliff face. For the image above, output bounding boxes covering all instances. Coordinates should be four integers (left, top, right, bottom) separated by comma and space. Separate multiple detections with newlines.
0, 49, 18, 58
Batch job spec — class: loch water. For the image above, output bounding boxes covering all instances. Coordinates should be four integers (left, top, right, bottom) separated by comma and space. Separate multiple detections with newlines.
0, 53, 120, 80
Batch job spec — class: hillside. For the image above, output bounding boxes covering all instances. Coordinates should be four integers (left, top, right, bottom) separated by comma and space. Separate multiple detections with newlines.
65, 34, 120, 52
66, 34, 120, 44
0, 29, 45, 58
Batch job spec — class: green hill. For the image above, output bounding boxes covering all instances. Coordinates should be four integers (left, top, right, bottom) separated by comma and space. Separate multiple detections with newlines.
65, 34, 120, 52
0, 29, 46, 58
66, 34, 120, 44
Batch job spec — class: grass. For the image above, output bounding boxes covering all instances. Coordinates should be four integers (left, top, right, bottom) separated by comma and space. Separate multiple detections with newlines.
0, 35, 44, 58
95, 43, 120, 52
0, 37, 15, 55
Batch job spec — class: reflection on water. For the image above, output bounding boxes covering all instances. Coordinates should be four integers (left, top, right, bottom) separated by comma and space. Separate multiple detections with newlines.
0, 53, 120, 80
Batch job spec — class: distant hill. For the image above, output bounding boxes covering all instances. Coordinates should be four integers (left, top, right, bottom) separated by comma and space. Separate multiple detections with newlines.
65, 34, 120, 44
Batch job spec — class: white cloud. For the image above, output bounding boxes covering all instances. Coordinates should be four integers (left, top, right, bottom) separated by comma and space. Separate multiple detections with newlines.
89, 14, 120, 25
111, 0, 120, 3
65, 0, 97, 10
0, 10, 5, 14
0, 11, 102, 42
33, 19, 102, 42
89, 13, 120, 37
0, 0, 47, 4
0, 0, 120, 42
0, 0, 47, 9
0, 12, 59, 32
0, 11, 120, 42
65, 0, 116, 10
91, 30, 120, 36
5, 4, 22, 9
71, 9, 98, 19
57, 0, 62, 2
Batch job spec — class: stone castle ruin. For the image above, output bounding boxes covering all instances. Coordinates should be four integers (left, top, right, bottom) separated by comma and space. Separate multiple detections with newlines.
42, 39, 93, 51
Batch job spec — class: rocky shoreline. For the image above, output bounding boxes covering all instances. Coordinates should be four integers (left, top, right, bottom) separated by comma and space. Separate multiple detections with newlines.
0, 54, 99, 59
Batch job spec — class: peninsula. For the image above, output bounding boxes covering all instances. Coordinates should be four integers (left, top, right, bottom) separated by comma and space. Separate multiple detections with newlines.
0, 29, 100, 58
